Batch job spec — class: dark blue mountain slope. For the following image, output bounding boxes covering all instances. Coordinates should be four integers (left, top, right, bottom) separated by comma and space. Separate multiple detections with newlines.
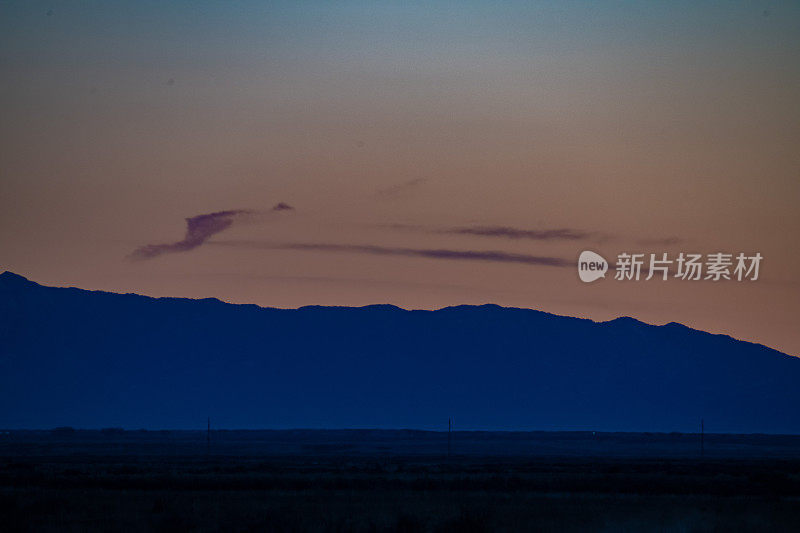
1, 271, 797, 432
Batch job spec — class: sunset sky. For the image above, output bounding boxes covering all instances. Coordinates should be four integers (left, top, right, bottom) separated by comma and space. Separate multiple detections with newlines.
2, 1, 799, 355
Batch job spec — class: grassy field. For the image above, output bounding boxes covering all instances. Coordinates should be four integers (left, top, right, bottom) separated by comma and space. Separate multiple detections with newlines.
2, 430, 800, 531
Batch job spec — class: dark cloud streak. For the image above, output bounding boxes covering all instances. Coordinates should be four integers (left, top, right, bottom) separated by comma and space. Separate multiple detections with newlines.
387, 223, 680, 246
271, 202, 294, 211
212, 240, 571, 268
375, 178, 428, 199
445, 226, 590, 240
129, 203, 293, 260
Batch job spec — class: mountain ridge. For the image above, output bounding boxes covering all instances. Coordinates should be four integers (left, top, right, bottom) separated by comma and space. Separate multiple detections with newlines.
1, 271, 798, 432
0, 271, 776, 353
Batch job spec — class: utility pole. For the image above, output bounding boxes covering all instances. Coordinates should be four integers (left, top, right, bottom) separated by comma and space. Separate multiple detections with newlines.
207, 416, 211, 455
447, 418, 451, 459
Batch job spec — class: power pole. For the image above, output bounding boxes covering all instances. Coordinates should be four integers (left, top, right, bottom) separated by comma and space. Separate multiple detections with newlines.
207, 416, 211, 454
447, 418, 451, 459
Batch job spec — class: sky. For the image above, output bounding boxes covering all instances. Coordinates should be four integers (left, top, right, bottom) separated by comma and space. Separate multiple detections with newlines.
1, 0, 799, 356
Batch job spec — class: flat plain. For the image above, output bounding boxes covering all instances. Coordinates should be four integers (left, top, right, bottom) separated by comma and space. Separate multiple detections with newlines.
2, 430, 800, 532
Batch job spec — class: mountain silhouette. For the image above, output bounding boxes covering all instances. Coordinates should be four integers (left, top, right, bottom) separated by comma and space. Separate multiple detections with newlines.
1, 271, 798, 432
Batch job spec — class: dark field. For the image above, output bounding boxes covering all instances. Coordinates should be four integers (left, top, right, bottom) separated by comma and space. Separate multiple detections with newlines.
3, 430, 800, 532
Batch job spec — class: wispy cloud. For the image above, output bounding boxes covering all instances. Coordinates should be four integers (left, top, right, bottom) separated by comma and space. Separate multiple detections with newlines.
383, 223, 594, 241
129, 203, 293, 260
375, 178, 428, 199
445, 226, 590, 241
386, 223, 680, 246
212, 240, 571, 268
271, 202, 294, 212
